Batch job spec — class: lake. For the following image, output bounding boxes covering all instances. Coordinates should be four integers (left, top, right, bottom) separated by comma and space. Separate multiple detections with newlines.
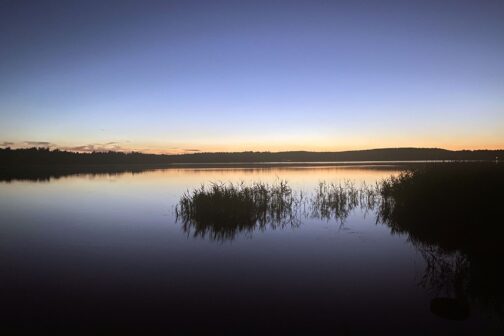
0, 164, 501, 334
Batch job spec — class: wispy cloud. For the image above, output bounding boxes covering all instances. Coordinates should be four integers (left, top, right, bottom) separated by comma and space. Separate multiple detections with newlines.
62, 141, 130, 153
0, 141, 199, 154
24, 141, 55, 147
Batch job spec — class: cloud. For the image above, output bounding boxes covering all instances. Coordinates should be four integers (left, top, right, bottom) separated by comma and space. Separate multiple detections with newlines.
63, 142, 129, 153
1, 141, 196, 154
24, 141, 56, 147
1, 141, 56, 149
64, 145, 94, 152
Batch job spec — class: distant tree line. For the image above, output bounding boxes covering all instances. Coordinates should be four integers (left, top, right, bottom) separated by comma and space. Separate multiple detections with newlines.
0, 147, 502, 166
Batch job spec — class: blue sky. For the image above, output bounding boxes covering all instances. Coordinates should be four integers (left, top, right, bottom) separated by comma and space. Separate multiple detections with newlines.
1, 0, 503, 153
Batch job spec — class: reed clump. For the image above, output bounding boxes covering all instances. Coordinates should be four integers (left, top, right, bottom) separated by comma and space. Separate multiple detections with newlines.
176, 163, 504, 315
176, 181, 302, 241
377, 163, 504, 315
176, 180, 379, 240
377, 163, 504, 252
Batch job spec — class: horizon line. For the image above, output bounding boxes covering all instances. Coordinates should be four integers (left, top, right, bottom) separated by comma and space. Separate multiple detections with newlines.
2, 146, 503, 156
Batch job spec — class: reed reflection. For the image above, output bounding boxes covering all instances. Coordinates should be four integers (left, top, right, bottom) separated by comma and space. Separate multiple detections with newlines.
176, 163, 504, 321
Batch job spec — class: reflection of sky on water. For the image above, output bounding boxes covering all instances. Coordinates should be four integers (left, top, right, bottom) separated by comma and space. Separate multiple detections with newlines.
0, 166, 492, 333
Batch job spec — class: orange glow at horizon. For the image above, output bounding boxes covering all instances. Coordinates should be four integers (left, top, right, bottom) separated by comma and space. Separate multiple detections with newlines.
4, 139, 503, 154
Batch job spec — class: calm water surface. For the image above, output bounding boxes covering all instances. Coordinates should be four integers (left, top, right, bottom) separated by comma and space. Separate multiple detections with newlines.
0, 165, 498, 334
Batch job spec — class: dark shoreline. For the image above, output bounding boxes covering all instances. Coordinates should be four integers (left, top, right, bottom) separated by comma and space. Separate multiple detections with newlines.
2, 147, 502, 165
2, 147, 501, 182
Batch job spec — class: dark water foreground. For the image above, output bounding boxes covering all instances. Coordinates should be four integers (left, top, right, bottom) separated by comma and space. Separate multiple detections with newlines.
1, 163, 502, 334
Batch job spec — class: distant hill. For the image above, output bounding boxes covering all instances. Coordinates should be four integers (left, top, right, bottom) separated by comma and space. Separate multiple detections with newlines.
0, 147, 502, 165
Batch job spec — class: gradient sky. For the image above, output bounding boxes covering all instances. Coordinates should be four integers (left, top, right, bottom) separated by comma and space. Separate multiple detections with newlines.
1, 0, 503, 153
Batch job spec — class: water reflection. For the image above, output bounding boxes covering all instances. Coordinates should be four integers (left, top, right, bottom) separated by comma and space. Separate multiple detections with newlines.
1, 163, 502, 333
0, 165, 161, 182
0, 162, 414, 183
176, 163, 504, 321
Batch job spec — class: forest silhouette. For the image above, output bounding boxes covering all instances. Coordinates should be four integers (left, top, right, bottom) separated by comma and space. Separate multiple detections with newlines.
1, 147, 502, 165
2, 147, 502, 182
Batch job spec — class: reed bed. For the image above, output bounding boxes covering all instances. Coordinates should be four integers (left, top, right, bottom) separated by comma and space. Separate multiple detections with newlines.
176, 181, 303, 241
176, 179, 385, 240
376, 163, 504, 315
176, 162, 504, 247
175, 163, 504, 315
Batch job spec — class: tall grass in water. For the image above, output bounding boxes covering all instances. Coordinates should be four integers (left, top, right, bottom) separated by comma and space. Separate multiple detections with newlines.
377, 163, 504, 317
311, 180, 380, 222
176, 163, 504, 317
176, 180, 379, 240
377, 163, 504, 252
176, 181, 303, 241
177, 163, 503, 247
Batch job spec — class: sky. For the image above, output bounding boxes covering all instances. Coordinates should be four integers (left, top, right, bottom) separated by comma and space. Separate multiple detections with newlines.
1, 0, 503, 153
